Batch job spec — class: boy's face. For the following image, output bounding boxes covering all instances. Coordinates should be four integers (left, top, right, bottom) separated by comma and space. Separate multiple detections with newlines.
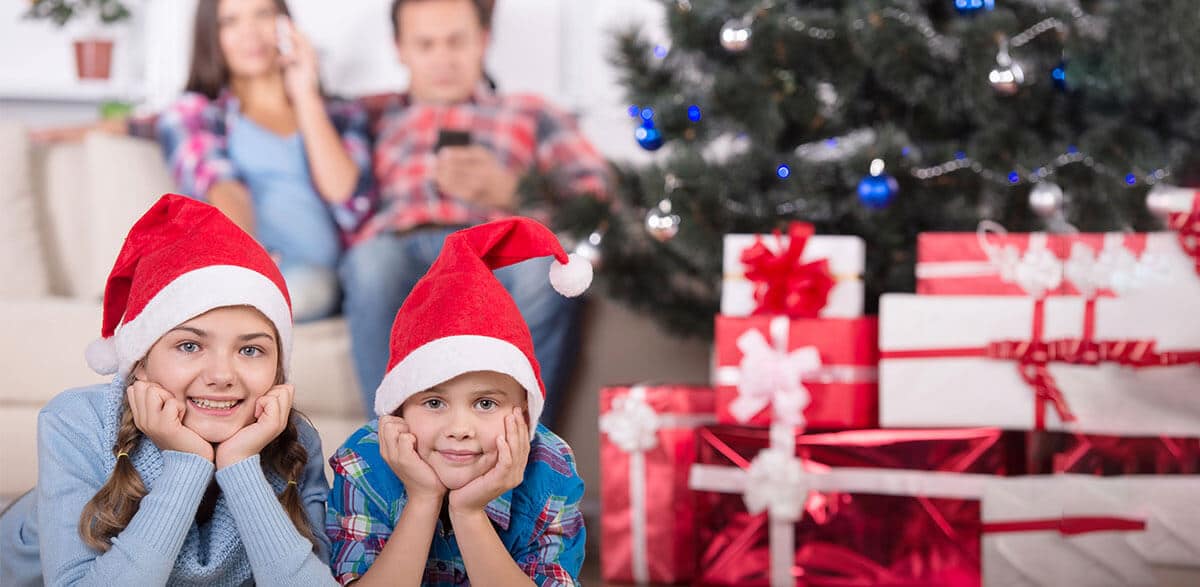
134, 306, 280, 444
399, 370, 528, 490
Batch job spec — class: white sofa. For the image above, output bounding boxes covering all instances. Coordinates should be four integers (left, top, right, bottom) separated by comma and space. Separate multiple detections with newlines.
0, 120, 714, 504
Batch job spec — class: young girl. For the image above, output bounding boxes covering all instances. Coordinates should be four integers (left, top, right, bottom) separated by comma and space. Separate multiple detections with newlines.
0, 194, 337, 586
158, 0, 374, 322
326, 217, 591, 586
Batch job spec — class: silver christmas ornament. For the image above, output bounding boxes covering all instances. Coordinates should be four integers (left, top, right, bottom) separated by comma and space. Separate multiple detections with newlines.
720, 18, 752, 53
573, 230, 604, 267
1029, 181, 1064, 217
989, 40, 1024, 95
645, 199, 682, 242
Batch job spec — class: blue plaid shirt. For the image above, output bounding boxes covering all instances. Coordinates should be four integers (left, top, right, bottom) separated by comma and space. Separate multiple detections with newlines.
326, 420, 585, 586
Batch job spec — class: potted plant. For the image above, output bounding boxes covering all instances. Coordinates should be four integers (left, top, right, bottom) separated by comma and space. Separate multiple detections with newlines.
25, 0, 132, 80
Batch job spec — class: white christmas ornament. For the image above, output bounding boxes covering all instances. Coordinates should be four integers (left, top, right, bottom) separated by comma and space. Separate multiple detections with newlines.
1029, 182, 1065, 217
720, 18, 752, 52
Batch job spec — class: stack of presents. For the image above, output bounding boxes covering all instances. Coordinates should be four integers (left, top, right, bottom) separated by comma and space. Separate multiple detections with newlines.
599, 190, 1200, 586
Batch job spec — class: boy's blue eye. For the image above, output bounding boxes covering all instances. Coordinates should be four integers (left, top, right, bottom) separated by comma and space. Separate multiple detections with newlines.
475, 398, 498, 411
177, 342, 200, 353
422, 398, 444, 410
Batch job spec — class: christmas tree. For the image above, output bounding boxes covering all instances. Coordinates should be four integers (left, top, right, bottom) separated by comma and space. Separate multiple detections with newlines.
559, 0, 1200, 337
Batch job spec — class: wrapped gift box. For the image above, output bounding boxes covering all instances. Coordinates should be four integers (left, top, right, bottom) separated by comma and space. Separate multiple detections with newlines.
917, 227, 1195, 298
599, 384, 716, 584
688, 425, 1027, 586
721, 223, 865, 319
878, 293, 1200, 435
713, 315, 877, 430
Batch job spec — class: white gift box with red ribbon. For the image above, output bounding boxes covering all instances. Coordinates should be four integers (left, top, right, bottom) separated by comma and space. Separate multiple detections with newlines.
721, 232, 865, 318
878, 290, 1200, 435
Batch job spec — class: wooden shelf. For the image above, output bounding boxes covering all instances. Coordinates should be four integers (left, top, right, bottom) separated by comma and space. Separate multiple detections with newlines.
0, 80, 141, 103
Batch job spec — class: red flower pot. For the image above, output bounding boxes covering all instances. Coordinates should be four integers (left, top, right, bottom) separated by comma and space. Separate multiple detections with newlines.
73, 39, 113, 80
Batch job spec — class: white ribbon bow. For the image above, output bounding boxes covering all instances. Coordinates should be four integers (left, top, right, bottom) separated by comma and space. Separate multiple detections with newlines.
1064, 237, 1135, 296
744, 446, 808, 522
600, 387, 661, 453
978, 221, 1064, 296
1064, 234, 1170, 296
729, 319, 822, 429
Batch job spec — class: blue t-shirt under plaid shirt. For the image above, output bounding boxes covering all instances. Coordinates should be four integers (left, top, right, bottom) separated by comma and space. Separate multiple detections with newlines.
325, 420, 586, 586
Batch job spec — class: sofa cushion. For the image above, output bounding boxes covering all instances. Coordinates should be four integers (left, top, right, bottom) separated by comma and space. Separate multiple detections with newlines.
290, 318, 367, 420
40, 142, 93, 297
81, 133, 175, 300
0, 298, 105, 406
0, 122, 51, 298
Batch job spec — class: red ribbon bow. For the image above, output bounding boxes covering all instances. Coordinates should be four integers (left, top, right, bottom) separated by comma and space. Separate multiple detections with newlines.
741, 222, 837, 319
1167, 192, 1200, 277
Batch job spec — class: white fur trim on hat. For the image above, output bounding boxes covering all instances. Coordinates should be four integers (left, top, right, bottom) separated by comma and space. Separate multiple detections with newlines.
108, 265, 293, 380
374, 335, 544, 423
548, 253, 592, 298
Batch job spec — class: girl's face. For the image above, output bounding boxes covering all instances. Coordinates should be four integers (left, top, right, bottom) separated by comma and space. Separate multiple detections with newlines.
133, 306, 280, 444
399, 370, 528, 490
216, 0, 284, 79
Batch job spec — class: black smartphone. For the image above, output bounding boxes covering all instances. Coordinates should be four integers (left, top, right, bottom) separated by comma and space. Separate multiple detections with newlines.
435, 129, 472, 151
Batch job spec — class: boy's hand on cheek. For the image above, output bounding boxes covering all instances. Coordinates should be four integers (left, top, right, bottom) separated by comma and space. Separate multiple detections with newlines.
127, 381, 213, 462
379, 415, 446, 504
449, 407, 530, 515
216, 384, 294, 469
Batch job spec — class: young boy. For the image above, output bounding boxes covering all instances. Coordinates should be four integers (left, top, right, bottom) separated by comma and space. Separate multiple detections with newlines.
326, 217, 592, 586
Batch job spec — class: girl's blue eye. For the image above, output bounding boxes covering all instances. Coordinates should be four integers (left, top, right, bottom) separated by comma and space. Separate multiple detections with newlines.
178, 342, 200, 353
240, 346, 263, 357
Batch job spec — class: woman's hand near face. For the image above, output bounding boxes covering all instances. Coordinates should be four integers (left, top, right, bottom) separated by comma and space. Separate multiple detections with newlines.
127, 380, 214, 462
277, 18, 321, 103
214, 383, 295, 469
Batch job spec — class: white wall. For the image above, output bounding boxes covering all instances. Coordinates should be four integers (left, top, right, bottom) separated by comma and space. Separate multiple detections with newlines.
0, 0, 666, 160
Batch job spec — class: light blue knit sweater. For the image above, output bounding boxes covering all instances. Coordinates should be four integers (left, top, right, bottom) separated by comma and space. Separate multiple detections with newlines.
0, 381, 339, 586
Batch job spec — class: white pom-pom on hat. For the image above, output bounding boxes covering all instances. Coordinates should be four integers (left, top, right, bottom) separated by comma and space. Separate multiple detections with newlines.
549, 253, 593, 297
85, 337, 119, 375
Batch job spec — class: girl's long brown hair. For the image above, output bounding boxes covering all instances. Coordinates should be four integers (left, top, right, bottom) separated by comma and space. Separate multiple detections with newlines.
78, 325, 316, 551
185, 0, 293, 99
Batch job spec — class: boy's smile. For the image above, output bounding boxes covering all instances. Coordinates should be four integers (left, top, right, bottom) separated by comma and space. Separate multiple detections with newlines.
399, 370, 529, 490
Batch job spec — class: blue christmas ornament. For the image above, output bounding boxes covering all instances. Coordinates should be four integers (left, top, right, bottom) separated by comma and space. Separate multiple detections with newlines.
954, 0, 995, 13
687, 104, 702, 122
1051, 59, 1068, 90
857, 159, 898, 209
634, 118, 664, 151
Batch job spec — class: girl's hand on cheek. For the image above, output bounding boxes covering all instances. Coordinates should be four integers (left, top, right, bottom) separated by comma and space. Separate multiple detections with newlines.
127, 381, 213, 462
215, 384, 294, 469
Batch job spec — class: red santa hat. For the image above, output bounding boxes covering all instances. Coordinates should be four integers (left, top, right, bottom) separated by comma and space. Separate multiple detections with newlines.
373, 217, 593, 421
84, 194, 293, 380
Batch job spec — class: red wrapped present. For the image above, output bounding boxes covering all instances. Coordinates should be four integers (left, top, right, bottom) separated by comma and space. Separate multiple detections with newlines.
599, 384, 716, 584
913, 222, 1185, 297
722, 222, 865, 319
713, 315, 878, 431
1037, 432, 1200, 476
1037, 431, 1200, 571
688, 425, 1026, 587
1153, 185, 1200, 277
